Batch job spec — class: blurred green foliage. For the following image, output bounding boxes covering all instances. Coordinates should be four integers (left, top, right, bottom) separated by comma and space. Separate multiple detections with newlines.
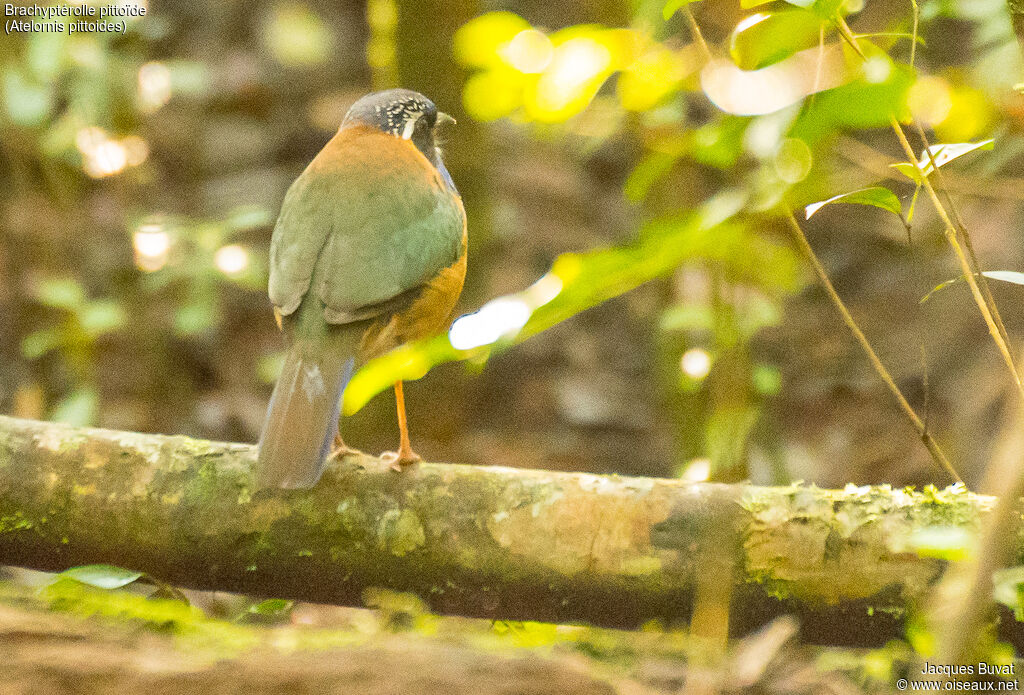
0, 0, 1022, 487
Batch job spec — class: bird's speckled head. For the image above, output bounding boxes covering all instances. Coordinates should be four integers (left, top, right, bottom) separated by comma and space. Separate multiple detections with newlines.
341, 89, 457, 190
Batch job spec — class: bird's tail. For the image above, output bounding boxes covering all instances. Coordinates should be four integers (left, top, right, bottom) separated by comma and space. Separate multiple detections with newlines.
256, 329, 356, 489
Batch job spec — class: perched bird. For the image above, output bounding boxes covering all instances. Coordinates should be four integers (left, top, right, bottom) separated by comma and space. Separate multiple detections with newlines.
256, 89, 467, 489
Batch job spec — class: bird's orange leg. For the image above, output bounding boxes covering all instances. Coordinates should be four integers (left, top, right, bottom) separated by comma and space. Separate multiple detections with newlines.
383, 380, 421, 471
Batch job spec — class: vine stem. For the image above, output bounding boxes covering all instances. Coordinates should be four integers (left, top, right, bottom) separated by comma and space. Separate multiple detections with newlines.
784, 211, 962, 483
889, 119, 1024, 396
911, 119, 1013, 354
835, 15, 1023, 397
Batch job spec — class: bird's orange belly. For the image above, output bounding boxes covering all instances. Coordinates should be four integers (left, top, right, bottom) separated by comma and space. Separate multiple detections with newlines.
358, 238, 467, 360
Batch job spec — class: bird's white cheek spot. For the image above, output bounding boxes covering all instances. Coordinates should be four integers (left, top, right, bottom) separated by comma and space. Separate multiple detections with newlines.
401, 118, 417, 140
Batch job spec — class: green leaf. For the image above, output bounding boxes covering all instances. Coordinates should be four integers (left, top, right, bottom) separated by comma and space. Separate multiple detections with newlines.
790, 47, 913, 144
891, 139, 994, 182
78, 301, 127, 337
663, 0, 702, 19
919, 277, 961, 304
51, 388, 98, 426
247, 598, 294, 616
58, 565, 144, 590
982, 270, 1024, 286
920, 271, 1024, 304
174, 303, 215, 336
344, 192, 804, 414
805, 187, 902, 219
993, 566, 1024, 621
33, 278, 85, 309
909, 526, 973, 561
343, 191, 764, 414
729, 11, 822, 71
454, 12, 531, 68
2, 68, 54, 127
21, 328, 63, 360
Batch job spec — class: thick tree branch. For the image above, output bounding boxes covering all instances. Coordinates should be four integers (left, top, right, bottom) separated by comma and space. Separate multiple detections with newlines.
0, 416, 1006, 642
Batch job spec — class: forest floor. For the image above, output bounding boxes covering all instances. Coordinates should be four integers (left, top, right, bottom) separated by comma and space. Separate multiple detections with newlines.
0, 573, 878, 695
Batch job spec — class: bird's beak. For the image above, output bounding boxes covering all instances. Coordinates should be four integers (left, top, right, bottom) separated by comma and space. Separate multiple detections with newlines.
436, 112, 457, 127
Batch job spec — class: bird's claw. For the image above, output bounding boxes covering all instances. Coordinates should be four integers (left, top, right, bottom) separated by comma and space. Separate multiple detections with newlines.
329, 436, 364, 461
379, 449, 422, 472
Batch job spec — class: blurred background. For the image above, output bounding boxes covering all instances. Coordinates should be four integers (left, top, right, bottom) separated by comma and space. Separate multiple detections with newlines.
1, 0, 1022, 489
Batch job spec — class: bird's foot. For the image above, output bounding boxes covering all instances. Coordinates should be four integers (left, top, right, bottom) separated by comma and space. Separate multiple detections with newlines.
329, 435, 364, 460
379, 448, 422, 472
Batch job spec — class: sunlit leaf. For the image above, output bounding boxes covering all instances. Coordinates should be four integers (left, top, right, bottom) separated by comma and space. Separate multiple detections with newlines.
343, 191, 798, 414
909, 526, 973, 561
454, 11, 531, 68
805, 187, 902, 219
663, 0, 701, 20
618, 45, 692, 111
891, 139, 994, 182
523, 30, 621, 122
729, 11, 822, 71
58, 564, 144, 590
462, 68, 525, 122
791, 56, 914, 143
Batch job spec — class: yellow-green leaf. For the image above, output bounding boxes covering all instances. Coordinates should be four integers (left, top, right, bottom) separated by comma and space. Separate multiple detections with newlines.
58, 564, 144, 590
891, 139, 994, 182
729, 11, 822, 71
663, 0, 702, 20
805, 187, 902, 219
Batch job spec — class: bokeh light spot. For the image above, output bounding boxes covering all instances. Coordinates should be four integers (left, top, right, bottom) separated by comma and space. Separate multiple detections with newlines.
907, 75, 953, 127
501, 29, 553, 74
680, 348, 712, 379
134, 224, 171, 272
449, 298, 532, 350
137, 61, 172, 113
680, 458, 711, 482
214, 244, 250, 276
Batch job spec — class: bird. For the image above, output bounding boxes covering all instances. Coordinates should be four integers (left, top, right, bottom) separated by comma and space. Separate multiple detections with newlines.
255, 88, 467, 489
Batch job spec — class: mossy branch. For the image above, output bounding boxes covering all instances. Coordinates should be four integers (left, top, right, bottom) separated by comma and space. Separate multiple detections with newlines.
0, 415, 1009, 642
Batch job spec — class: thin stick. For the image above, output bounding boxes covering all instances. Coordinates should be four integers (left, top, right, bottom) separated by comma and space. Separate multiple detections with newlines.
911, 119, 1013, 354
890, 119, 1024, 395
682, 5, 711, 63
909, 0, 919, 67
784, 211, 962, 483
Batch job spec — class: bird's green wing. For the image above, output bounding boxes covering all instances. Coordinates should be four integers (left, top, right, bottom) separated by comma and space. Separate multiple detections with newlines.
268, 134, 464, 324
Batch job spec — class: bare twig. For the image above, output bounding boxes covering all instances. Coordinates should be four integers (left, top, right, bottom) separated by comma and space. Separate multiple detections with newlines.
681, 5, 711, 64
784, 212, 961, 483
